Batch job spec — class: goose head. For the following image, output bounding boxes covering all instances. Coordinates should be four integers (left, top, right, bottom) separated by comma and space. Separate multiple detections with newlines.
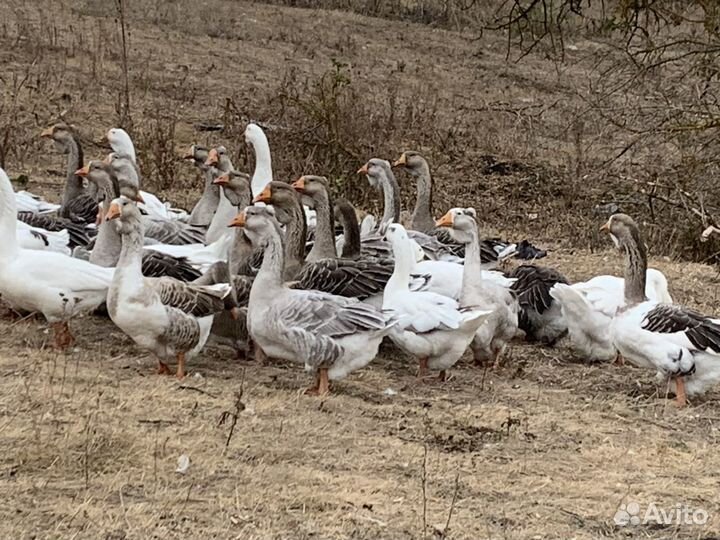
392, 151, 427, 176
244, 123, 267, 147
105, 195, 143, 234
252, 181, 298, 206
106, 128, 136, 162
75, 161, 118, 199
205, 146, 232, 173
436, 207, 478, 244
214, 170, 251, 207
182, 144, 209, 169
600, 213, 641, 250
291, 175, 328, 209
228, 205, 279, 247
357, 158, 392, 189
105, 153, 140, 195
40, 122, 76, 154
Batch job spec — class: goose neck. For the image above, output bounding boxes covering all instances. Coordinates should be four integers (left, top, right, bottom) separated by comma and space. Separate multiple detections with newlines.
280, 200, 307, 279
460, 226, 484, 305
410, 163, 434, 233
337, 203, 361, 259
117, 221, 145, 276
256, 225, 285, 287
61, 136, 86, 211
379, 169, 401, 229
386, 238, 414, 292
306, 190, 336, 262
251, 137, 273, 197
621, 236, 648, 305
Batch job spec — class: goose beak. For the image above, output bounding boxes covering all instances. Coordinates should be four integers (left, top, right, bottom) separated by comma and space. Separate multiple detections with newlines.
393, 153, 407, 167
40, 126, 54, 138
600, 220, 611, 233
230, 307, 242, 320
357, 163, 369, 175
205, 148, 219, 166
213, 173, 230, 185
228, 212, 246, 228
105, 202, 121, 221
435, 212, 454, 228
74, 164, 90, 177
291, 176, 306, 192
253, 185, 272, 204
134, 193, 145, 203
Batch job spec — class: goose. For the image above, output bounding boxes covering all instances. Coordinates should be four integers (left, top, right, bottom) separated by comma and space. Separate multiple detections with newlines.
182, 144, 218, 227
105, 196, 232, 378
230, 205, 394, 394
508, 264, 570, 345
76, 161, 201, 281
244, 123, 273, 197
15, 191, 60, 215
602, 213, 720, 406
254, 181, 395, 300
106, 153, 206, 245
393, 151, 505, 263
40, 122, 98, 223
0, 168, 113, 348
436, 208, 518, 368
333, 198, 363, 259
105, 129, 185, 220
382, 223, 492, 381
550, 269, 673, 362
203, 147, 237, 244
358, 158, 490, 264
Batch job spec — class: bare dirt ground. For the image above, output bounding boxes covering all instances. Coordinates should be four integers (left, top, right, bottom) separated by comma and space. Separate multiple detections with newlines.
2, 1, 720, 539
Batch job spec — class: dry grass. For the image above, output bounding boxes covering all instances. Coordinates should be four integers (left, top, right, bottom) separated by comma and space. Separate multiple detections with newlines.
2, 1, 720, 538
1, 249, 720, 539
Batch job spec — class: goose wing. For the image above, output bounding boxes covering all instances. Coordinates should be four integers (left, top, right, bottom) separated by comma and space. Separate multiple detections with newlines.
17, 212, 92, 248
150, 277, 230, 317
509, 264, 568, 314
64, 194, 99, 224
143, 218, 206, 245
141, 251, 202, 281
642, 304, 720, 354
298, 258, 393, 299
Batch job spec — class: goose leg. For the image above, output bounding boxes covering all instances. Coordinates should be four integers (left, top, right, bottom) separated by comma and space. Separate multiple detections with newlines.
491, 345, 505, 370
613, 352, 625, 366
673, 375, 687, 408
156, 361, 171, 375
251, 340, 267, 364
438, 370, 448, 382
176, 352, 186, 379
417, 357, 429, 379
52, 321, 75, 350
304, 368, 330, 396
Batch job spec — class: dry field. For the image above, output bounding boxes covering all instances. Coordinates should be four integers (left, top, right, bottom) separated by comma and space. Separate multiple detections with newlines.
2, 1, 720, 539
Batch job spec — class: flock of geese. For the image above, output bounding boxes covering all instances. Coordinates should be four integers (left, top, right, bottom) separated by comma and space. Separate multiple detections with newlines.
1, 121, 720, 406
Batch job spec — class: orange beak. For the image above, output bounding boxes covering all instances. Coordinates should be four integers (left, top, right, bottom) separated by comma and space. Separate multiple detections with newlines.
105, 202, 121, 221
182, 145, 195, 160
253, 185, 272, 204
230, 307, 242, 320
435, 212, 454, 228
213, 173, 230, 185
228, 212, 246, 228
291, 176, 306, 192
40, 126, 54, 138
205, 148, 219, 166
357, 163, 369, 175
393, 153, 407, 167
134, 193, 145, 203
600, 221, 610, 233
74, 164, 90, 177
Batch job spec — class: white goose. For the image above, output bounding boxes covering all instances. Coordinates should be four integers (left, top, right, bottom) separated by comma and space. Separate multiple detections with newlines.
0, 168, 113, 348
382, 223, 492, 381
436, 208, 518, 368
105, 196, 232, 378
106, 128, 184, 220
551, 268, 673, 362
602, 213, 720, 406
